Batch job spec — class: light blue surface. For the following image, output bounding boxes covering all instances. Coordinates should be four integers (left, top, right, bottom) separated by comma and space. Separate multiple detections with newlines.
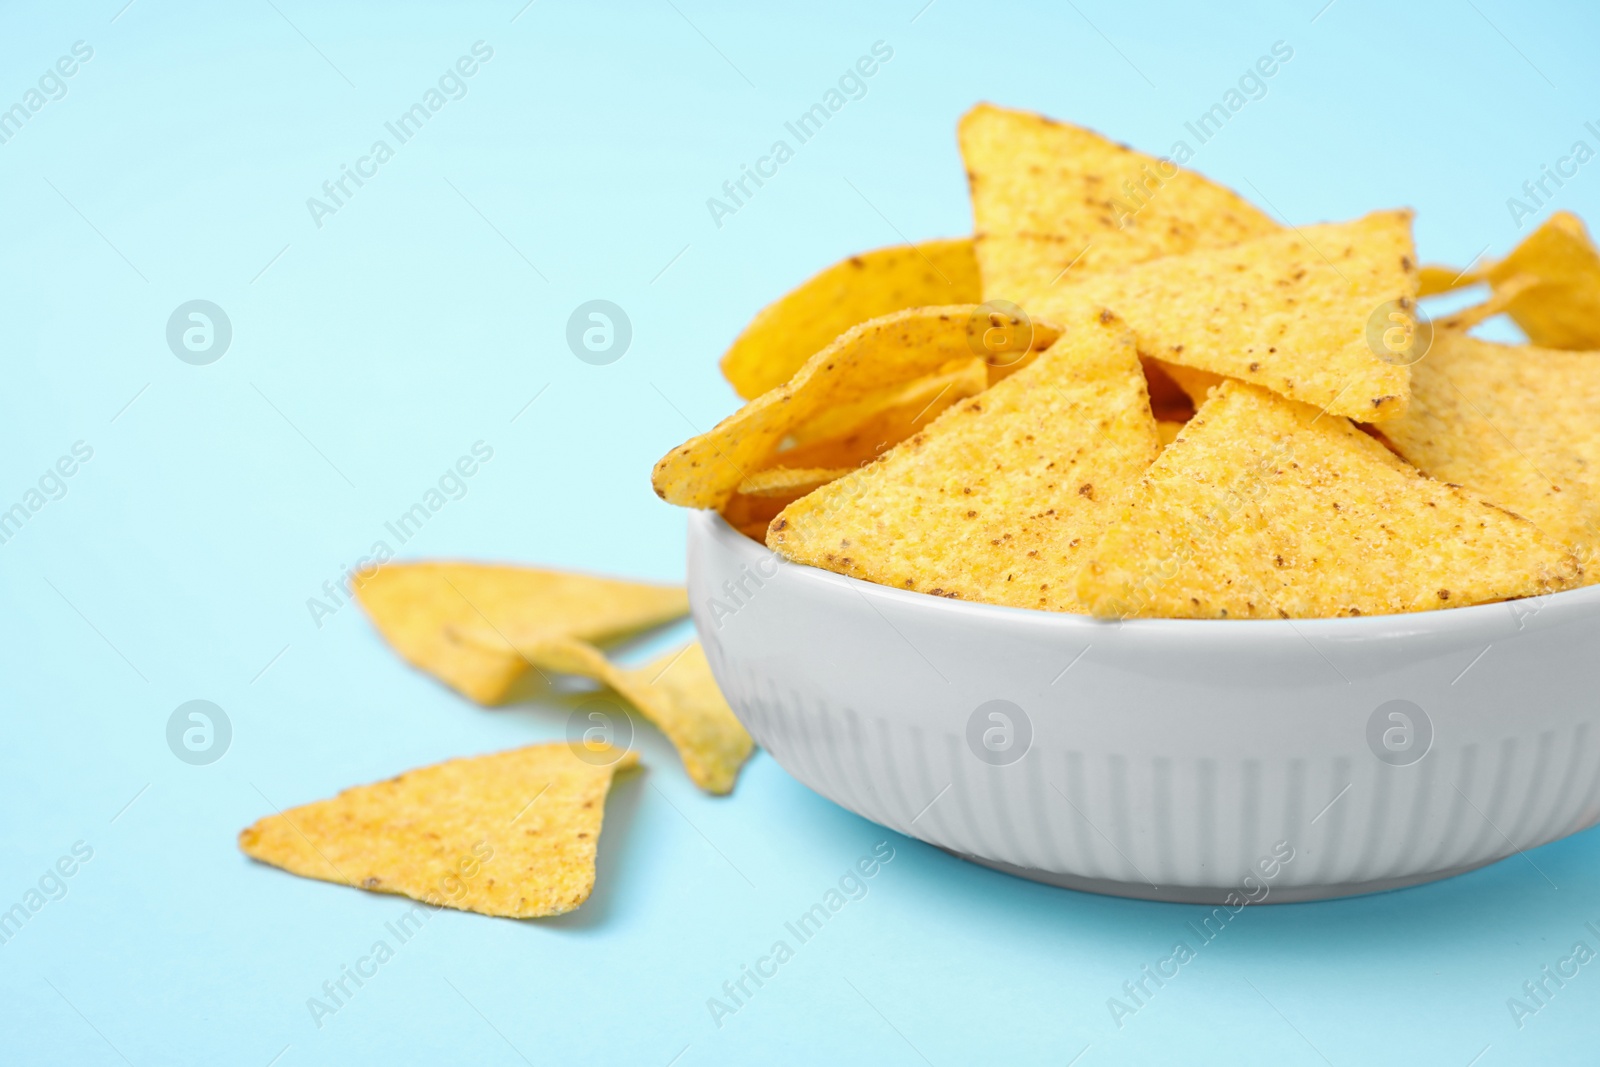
3, 1, 1598, 1063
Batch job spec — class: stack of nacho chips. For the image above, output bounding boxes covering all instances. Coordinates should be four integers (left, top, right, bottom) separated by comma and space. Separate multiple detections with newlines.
652, 102, 1597, 619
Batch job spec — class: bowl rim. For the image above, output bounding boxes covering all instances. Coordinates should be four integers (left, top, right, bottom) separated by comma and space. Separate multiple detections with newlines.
691, 508, 1600, 637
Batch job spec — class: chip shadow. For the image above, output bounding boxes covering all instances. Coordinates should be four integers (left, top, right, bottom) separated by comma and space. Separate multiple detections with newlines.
539, 762, 645, 931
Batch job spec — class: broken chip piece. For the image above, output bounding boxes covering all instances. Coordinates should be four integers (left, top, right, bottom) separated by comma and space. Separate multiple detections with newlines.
238, 743, 638, 918
1419, 213, 1600, 348
354, 563, 687, 705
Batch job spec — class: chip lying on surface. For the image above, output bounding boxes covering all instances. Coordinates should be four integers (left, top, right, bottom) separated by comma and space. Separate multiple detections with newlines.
1377, 331, 1600, 571
652, 305, 1061, 510
648, 103, 1600, 621
238, 743, 637, 918
1073, 381, 1581, 618
1031, 210, 1419, 420
354, 563, 687, 705
769, 310, 1159, 611
452, 637, 753, 795
959, 102, 1278, 302
1480, 212, 1600, 349
720, 238, 981, 399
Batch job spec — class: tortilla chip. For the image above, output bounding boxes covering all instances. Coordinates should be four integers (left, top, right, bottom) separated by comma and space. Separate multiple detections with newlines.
1074, 381, 1579, 618
470, 638, 752, 795
721, 466, 851, 534
1157, 419, 1185, 446
1377, 330, 1600, 572
1491, 214, 1600, 350
721, 238, 981, 399
769, 309, 1159, 612
1482, 212, 1600, 349
652, 306, 1060, 509
354, 563, 687, 705
959, 103, 1278, 302
238, 743, 637, 918
1028, 210, 1418, 420
737, 466, 851, 498
1417, 263, 1475, 297
721, 467, 840, 533
1423, 214, 1600, 345
772, 359, 988, 468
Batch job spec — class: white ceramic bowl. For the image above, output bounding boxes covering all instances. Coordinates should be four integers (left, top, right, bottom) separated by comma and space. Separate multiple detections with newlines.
688, 509, 1600, 903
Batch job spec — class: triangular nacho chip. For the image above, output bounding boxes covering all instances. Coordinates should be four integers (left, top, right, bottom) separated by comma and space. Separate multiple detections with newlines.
1032, 210, 1418, 419
238, 743, 637, 918
354, 563, 687, 705
1074, 381, 1579, 618
738, 466, 852, 498
769, 310, 1159, 612
1483, 211, 1600, 349
1377, 331, 1600, 571
1420, 213, 1600, 347
959, 102, 1278, 301
1417, 263, 1473, 297
458, 637, 753, 795
652, 306, 1060, 509
721, 467, 848, 537
772, 358, 988, 469
721, 238, 981, 399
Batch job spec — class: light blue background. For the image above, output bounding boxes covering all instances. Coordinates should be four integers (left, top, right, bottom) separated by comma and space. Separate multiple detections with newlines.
2, 1, 1597, 1063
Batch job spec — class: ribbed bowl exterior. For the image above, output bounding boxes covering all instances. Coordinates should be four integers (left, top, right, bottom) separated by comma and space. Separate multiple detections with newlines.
689, 511, 1600, 901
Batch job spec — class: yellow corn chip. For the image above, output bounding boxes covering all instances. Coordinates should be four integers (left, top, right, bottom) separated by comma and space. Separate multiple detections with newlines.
1074, 381, 1579, 618
721, 468, 847, 537
772, 358, 988, 469
1029, 210, 1418, 419
721, 238, 981, 399
238, 743, 637, 918
769, 309, 1159, 611
1377, 330, 1600, 570
1417, 263, 1475, 297
1428, 273, 1541, 335
719, 493, 791, 536
1483, 212, 1600, 349
1157, 419, 1185, 446
652, 306, 1060, 509
461, 638, 752, 795
738, 466, 851, 498
354, 563, 687, 705
959, 102, 1278, 301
